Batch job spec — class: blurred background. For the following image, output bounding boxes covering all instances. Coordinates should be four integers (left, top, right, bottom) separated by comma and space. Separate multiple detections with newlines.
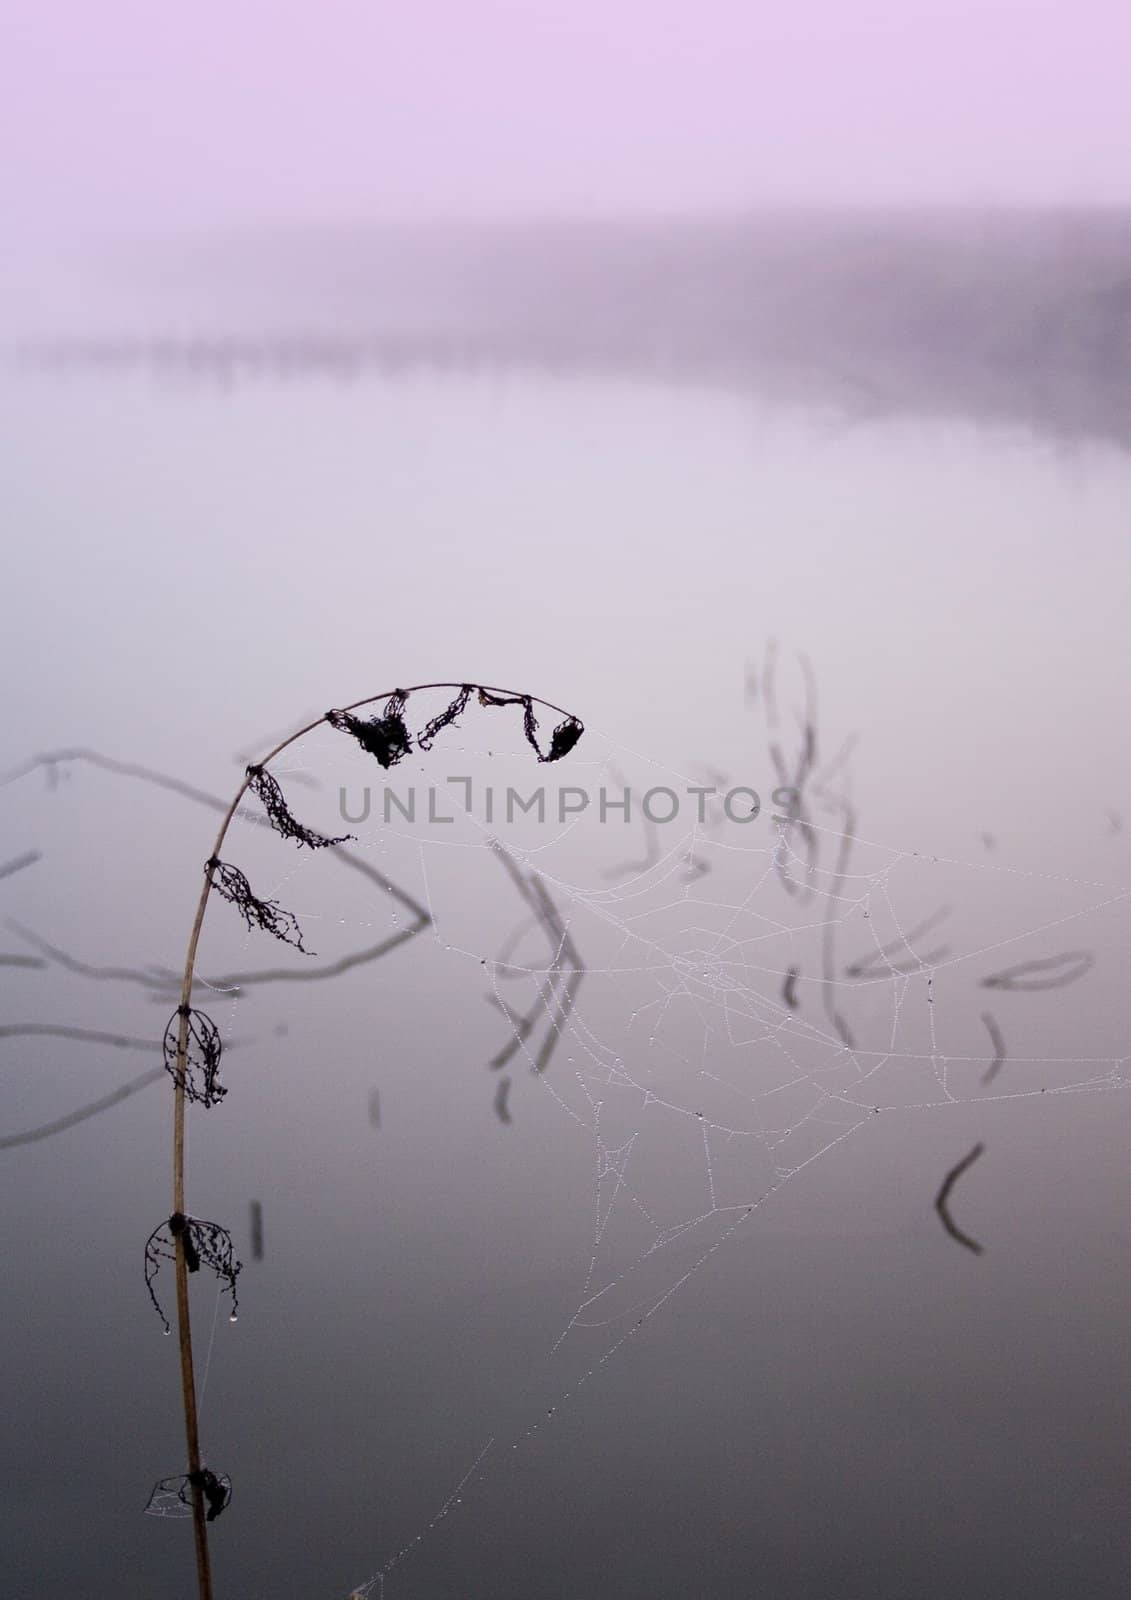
3, 5, 1131, 1597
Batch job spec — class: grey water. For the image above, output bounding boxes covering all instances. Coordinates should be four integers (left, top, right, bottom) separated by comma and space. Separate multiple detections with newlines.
3, 219, 1131, 1599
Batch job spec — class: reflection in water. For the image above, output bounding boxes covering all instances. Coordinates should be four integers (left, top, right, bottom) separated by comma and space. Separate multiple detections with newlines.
0, 848, 41, 882
844, 904, 952, 978
5, 912, 436, 999
0, 1022, 152, 1048
761, 648, 865, 1051
6, 916, 185, 994
0, 1025, 165, 1152
7, 675, 1129, 1596
0, 1062, 167, 1151
1, 747, 433, 999
980, 950, 1095, 990
485, 839, 584, 1080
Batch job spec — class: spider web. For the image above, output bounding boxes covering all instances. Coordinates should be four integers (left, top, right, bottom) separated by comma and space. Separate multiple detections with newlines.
327, 676, 1126, 1597
2, 665, 1128, 1596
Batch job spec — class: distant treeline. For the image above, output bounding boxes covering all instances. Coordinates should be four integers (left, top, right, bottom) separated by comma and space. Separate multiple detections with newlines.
16, 211, 1131, 448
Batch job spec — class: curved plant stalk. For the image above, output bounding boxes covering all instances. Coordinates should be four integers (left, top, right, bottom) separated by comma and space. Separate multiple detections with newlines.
166, 683, 583, 1600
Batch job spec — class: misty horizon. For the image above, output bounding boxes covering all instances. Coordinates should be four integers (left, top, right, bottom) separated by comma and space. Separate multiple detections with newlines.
12, 207, 1131, 452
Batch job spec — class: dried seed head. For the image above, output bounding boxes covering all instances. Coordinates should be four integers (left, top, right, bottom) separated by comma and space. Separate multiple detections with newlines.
163, 1006, 225, 1106
477, 689, 585, 763
145, 1469, 232, 1522
246, 765, 352, 850
326, 690, 412, 768
188, 1467, 232, 1522
545, 716, 584, 763
416, 684, 473, 751
207, 857, 311, 953
145, 1213, 242, 1332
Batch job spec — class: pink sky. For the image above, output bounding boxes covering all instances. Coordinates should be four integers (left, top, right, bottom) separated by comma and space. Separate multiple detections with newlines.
3, 0, 1130, 238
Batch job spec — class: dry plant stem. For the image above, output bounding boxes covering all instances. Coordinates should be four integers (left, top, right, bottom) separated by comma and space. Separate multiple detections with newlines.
174, 1243, 212, 1596
169, 683, 578, 1600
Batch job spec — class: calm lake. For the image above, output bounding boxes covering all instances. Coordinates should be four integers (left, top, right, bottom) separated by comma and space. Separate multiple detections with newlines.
3, 352, 1131, 1599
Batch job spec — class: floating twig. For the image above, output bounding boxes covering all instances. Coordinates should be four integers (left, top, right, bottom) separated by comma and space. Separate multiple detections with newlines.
934, 1142, 986, 1255
980, 1012, 1007, 1085
486, 841, 584, 1077
820, 800, 857, 1050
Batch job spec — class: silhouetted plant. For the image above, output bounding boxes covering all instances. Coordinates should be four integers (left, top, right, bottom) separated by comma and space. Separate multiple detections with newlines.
144, 1212, 241, 1334
416, 683, 473, 749
476, 687, 584, 762
246, 764, 352, 849
326, 689, 412, 768
155, 680, 584, 1600
146, 1470, 232, 1522
188, 1469, 232, 1523
326, 684, 585, 770
162, 1008, 225, 1106
206, 857, 310, 952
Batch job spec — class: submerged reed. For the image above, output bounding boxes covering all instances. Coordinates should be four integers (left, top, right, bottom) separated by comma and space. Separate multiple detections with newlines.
152, 681, 584, 1600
